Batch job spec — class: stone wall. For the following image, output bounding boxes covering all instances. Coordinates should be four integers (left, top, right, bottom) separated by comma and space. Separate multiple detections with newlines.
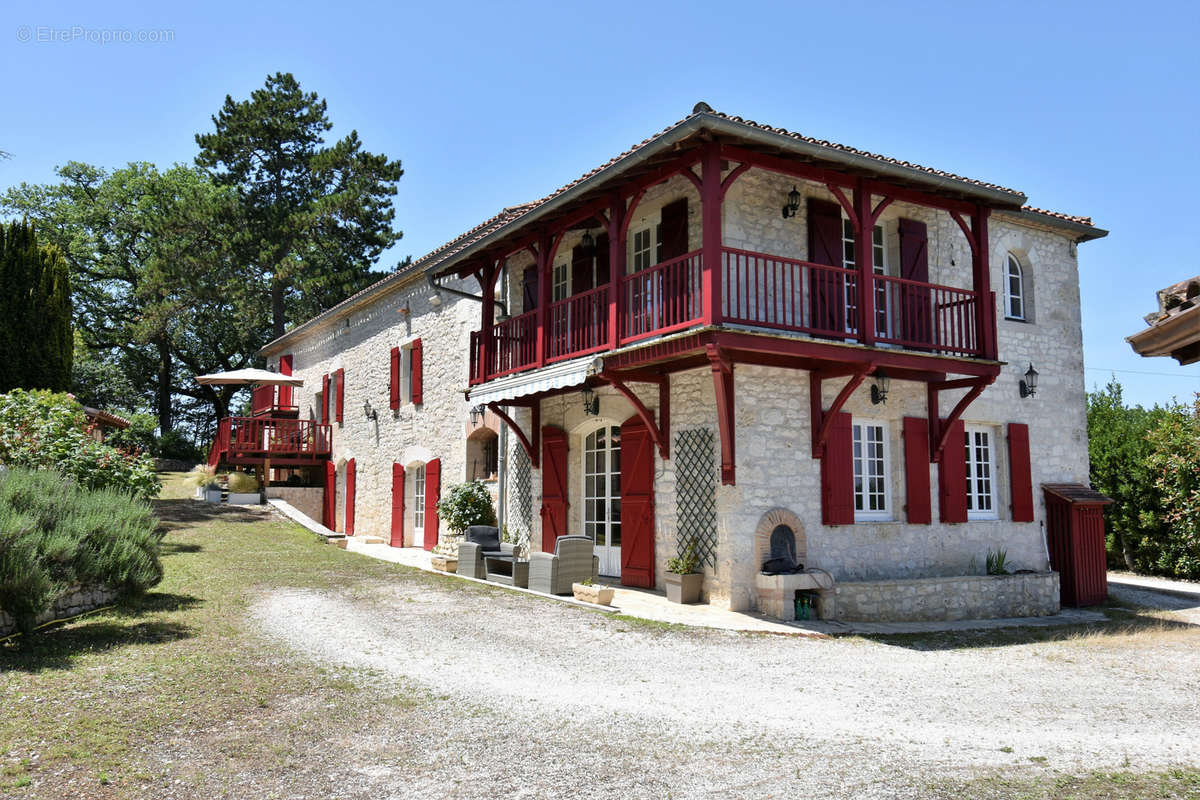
0, 584, 120, 637
834, 572, 1060, 622
266, 486, 325, 525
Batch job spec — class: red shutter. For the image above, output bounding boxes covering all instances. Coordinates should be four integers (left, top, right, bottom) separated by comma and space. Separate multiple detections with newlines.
320, 373, 330, 424
620, 415, 656, 588
423, 457, 440, 550
594, 232, 610, 286
389, 346, 400, 410
390, 463, 406, 547
938, 419, 968, 523
522, 266, 539, 312
659, 198, 689, 261
820, 411, 854, 525
539, 425, 569, 553
807, 197, 845, 334
335, 368, 345, 423
322, 460, 337, 530
898, 218, 932, 347
1008, 422, 1035, 522
411, 339, 423, 406
571, 244, 593, 294
278, 354, 294, 408
345, 458, 356, 536
903, 417, 932, 524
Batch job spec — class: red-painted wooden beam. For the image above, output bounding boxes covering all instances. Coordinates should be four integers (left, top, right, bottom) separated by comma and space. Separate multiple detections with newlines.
926, 375, 994, 462
488, 403, 540, 469
706, 344, 736, 485
599, 372, 669, 460
810, 367, 871, 459
720, 161, 751, 199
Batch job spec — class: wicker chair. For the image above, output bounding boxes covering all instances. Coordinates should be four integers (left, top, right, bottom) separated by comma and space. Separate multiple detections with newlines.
456, 526, 512, 579
528, 535, 599, 595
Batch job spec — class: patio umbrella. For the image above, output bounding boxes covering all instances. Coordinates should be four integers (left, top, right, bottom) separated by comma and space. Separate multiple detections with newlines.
194, 368, 304, 387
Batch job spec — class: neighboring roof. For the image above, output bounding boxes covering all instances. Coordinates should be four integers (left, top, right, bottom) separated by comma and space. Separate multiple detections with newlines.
82, 407, 131, 430
1126, 276, 1200, 365
262, 103, 1104, 355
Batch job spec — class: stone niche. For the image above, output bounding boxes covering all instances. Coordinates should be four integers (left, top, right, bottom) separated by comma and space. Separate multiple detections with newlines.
752, 508, 836, 621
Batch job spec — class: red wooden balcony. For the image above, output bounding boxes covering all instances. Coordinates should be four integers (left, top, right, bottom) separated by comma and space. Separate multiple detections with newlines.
250, 384, 299, 417
469, 246, 996, 385
208, 416, 331, 468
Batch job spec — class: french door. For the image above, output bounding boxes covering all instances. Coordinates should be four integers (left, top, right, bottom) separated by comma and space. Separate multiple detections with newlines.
582, 425, 622, 576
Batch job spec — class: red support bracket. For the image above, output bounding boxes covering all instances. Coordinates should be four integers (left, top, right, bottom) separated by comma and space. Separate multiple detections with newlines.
827, 184, 858, 230
926, 375, 995, 462
720, 161, 751, 199
810, 366, 872, 459
599, 371, 670, 460
949, 210, 978, 255
487, 403, 540, 469
706, 344, 736, 485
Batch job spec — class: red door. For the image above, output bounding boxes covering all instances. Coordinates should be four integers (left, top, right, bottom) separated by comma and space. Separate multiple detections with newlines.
540, 426, 569, 553
423, 458, 440, 551
391, 463, 406, 547
619, 415, 655, 588
322, 460, 336, 530
278, 354, 294, 408
345, 458, 356, 536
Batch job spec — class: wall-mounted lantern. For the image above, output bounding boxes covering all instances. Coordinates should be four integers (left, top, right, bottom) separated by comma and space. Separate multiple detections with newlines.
581, 386, 599, 416
363, 398, 377, 422
469, 404, 485, 425
580, 229, 595, 252
870, 369, 890, 405
781, 186, 802, 219
1019, 363, 1039, 398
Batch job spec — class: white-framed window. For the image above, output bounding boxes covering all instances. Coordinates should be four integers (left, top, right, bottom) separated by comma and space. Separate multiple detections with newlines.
1005, 253, 1026, 320
412, 464, 426, 531
852, 419, 891, 520
842, 219, 886, 273
964, 426, 998, 519
552, 262, 568, 302
630, 224, 663, 273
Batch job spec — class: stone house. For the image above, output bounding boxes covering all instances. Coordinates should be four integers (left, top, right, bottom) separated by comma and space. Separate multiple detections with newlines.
253, 104, 1107, 621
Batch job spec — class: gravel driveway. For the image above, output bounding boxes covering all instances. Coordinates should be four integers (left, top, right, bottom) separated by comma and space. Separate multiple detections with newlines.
253, 577, 1200, 799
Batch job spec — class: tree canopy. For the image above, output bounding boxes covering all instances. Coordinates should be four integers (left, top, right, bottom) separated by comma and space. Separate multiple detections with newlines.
0, 221, 72, 393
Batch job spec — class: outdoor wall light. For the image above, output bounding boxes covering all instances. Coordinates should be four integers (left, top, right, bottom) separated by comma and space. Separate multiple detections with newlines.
580, 229, 595, 252
363, 398, 377, 422
581, 386, 599, 416
1019, 363, 1039, 398
469, 404, 486, 425
781, 186, 802, 219
870, 369, 890, 405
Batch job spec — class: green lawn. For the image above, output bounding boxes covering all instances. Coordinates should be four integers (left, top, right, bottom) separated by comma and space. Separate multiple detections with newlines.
1, 473, 1195, 799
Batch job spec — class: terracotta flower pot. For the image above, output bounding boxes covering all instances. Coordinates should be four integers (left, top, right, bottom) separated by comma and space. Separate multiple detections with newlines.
572, 582, 614, 606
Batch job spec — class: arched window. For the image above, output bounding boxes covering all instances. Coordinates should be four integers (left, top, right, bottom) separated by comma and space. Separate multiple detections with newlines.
1005, 253, 1026, 321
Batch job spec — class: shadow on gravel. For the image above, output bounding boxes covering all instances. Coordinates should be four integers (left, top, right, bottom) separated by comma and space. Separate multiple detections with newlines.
861, 607, 1200, 651
0, 617, 195, 673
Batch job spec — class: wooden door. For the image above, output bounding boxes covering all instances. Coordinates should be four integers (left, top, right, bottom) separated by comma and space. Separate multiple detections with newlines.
619, 415, 655, 588
345, 458, 356, 536
322, 460, 336, 530
390, 463, 405, 547
540, 425, 569, 553
423, 458, 440, 550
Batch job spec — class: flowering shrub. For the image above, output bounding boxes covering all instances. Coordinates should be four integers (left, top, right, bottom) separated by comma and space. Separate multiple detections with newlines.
435, 480, 497, 537
0, 389, 160, 500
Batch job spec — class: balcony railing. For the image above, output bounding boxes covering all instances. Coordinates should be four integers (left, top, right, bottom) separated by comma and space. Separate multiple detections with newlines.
468, 246, 993, 384
209, 416, 332, 466
250, 384, 299, 417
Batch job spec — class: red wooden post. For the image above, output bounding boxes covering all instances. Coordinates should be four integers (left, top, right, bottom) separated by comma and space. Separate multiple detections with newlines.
606, 193, 625, 350
970, 205, 995, 360
535, 232, 551, 368
854, 180, 875, 347
700, 142, 723, 326
480, 261, 497, 380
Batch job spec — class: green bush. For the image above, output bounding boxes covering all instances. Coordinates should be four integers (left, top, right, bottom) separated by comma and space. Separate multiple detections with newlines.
1145, 395, 1200, 578
0, 389, 160, 500
0, 467, 163, 634
225, 470, 258, 494
434, 481, 497, 536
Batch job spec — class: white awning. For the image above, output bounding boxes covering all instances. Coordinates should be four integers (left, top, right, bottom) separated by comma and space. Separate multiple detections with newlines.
195, 368, 304, 386
467, 356, 600, 406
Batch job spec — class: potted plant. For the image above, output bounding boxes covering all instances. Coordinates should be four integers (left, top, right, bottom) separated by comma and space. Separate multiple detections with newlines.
572, 576, 614, 606
185, 464, 222, 503
665, 539, 703, 604
226, 470, 261, 505
432, 480, 497, 570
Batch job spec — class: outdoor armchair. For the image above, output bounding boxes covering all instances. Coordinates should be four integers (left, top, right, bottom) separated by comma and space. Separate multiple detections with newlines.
528, 535, 599, 595
456, 525, 513, 579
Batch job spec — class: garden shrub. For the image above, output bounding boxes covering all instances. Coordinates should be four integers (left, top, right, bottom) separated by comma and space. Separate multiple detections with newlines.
0, 467, 163, 634
1145, 395, 1200, 579
435, 480, 497, 537
225, 470, 258, 493
0, 388, 160, 500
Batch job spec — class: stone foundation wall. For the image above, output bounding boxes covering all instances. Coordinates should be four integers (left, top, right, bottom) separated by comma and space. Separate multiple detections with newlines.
266, 486, 325, 525
0, 584, 120, 637
834, 572, 1060, 622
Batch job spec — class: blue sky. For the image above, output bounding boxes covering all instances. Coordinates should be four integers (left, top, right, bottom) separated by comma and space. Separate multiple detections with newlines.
3, 0, 1197, 407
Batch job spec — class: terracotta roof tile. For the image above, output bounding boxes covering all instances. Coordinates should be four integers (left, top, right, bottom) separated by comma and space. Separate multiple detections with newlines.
1019, 205, 1094, 227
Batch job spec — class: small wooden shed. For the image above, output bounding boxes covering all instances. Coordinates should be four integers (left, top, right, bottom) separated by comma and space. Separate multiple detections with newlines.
1043, 484, 1113, 607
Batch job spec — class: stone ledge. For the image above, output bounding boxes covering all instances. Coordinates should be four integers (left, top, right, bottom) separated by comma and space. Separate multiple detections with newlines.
0, 583, 120, 638
835, 572, 1060, 622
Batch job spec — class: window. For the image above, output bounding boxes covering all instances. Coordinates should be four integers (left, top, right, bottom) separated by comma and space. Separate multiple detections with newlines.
842, 219, 888, 335
852, 419, 890, 520
631, 225, 663, 272
412, 464, 426, 531
1005, 254, 1026, 320
552, 262, 568, 302
964, 426, 997, 519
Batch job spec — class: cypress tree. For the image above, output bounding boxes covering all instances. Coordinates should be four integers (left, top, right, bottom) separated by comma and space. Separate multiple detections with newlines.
0, 222, 73, 392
